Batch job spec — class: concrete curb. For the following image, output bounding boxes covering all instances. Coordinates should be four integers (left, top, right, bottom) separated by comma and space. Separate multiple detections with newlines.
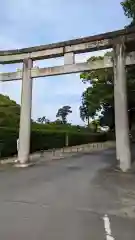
0, 141, 115, 165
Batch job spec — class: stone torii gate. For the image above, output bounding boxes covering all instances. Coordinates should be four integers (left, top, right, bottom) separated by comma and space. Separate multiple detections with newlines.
0, 27, 135, 171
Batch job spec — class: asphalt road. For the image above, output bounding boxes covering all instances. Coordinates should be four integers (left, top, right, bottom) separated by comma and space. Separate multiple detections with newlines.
0, 149, 135, 239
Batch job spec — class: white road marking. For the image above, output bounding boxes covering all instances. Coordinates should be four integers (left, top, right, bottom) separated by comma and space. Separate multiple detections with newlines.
103, 214, 115, 240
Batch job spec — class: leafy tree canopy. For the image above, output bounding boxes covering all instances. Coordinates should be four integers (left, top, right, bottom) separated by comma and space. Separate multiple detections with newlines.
121, 0, 135, 25
80, 1, 135, 130
0, 94, 20, 127
56, 106, 72, 124
80, 54, 135, 130
37, 116, 50, 124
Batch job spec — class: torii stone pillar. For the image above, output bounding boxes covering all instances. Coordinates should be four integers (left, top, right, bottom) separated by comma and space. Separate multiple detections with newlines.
113, 39, 131, 172
17, 58, 33, 166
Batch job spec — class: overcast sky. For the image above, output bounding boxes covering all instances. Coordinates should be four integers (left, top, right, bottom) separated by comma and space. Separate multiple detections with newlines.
0, 0, 129, 124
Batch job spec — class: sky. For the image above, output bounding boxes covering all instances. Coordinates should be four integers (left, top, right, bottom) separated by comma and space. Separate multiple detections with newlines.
0, 0, 129, 125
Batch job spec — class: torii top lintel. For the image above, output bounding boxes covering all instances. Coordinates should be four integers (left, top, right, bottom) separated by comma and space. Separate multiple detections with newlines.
0, 26, 135, 64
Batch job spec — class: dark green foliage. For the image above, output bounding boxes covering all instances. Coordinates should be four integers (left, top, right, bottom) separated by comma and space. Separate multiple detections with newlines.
121, 0, 135, 25
0, 94, 20, 127
56, 106, 72, 124
80, 2, 135, 129
80, 52, 135, 130
67, 131, 107, 146
30, 130, 66, 151
37, 116, 50, 124
0, 127, 18, 157
0, 93, 111, 159
0, 127, 110, 158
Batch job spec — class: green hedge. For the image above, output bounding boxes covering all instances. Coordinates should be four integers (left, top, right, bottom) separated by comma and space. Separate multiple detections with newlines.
0, 127, 18, 158
31, 130, 65, 152
0, 127, 111, 158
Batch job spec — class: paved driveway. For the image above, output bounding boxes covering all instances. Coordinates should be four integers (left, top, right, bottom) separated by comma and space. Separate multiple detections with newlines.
0, 149, 135, 239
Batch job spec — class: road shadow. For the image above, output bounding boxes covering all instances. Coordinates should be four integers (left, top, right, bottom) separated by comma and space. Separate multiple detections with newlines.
90, 147, 135, 219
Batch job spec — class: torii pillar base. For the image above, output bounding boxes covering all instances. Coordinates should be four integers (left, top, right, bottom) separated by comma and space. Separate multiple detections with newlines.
14, 162, 34, 168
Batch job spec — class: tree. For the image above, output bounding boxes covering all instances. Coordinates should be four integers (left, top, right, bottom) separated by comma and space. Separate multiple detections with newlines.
121, 0, 135, 25
80, 53, 113, 128
80, 54, 135, 131
56, 106, 72, 124
37, 116, 50, 124
53, 119, 63, 125
80, 105, 90, 126
79, 1, 135, 130
90, 119, 100, 133
80, 89, 91, 126
0, 94, 20, 127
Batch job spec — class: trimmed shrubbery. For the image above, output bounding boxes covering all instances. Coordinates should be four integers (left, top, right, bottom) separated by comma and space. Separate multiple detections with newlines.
0, 127, 111, 158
